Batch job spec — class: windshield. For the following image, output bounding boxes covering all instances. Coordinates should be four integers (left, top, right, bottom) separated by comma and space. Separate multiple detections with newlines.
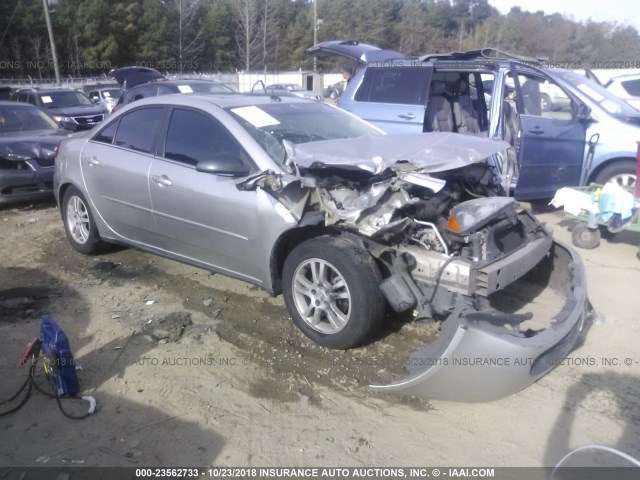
555, 70, 639, 119
0, 104, 59, 132
38, 91, 93, 109
226, 102, 382, 165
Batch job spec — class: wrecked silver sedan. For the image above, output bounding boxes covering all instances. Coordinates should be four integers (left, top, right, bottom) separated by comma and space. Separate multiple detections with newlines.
54, 94, 595, 401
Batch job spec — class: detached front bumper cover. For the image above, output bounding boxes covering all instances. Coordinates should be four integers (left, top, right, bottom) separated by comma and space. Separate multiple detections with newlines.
371, 240, 596, 402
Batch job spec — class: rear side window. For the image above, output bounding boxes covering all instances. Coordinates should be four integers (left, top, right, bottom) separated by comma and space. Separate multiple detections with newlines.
164, 108, 243, 167
355, 67, 430, 105
113, 107, 163, 153
621, 79, 640, 97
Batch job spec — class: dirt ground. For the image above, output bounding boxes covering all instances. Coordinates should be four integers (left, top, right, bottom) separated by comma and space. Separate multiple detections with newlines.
1, 199, 639, 472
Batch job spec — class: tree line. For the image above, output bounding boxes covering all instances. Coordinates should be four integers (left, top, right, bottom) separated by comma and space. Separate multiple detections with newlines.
1, 0, 639, 80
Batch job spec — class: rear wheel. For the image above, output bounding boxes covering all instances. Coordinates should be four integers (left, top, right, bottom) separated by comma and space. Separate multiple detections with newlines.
282, 236, 385, 349
594, 160, 636, 191
62, 186, 104, 254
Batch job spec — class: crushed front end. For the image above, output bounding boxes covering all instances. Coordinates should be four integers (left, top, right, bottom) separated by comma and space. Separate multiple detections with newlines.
249, 133, 596, 401
368, 197, 594, 401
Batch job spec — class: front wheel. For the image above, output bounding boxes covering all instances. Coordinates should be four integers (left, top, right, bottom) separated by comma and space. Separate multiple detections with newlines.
594, 160, 636, 191
282, 236, 385, 349
62, 186, 104, 254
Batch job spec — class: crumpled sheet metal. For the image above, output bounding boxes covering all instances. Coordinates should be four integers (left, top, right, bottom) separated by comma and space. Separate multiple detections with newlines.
286, 132, 511, 174
370, 240, 593, 402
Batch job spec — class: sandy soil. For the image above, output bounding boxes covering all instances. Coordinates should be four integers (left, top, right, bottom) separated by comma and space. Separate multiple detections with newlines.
1, 199, 639, 473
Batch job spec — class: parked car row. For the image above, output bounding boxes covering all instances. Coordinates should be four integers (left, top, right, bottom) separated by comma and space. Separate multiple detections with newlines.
1, 67, 239, 205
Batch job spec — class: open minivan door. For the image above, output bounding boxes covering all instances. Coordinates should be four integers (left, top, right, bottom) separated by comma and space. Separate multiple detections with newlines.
509, 65, 588, 200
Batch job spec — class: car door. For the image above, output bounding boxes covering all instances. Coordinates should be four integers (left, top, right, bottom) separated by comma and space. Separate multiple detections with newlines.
148, 107, 262, 282
511, 69, 587, 200
81, 107, 163, 243
349, 66, 432, 134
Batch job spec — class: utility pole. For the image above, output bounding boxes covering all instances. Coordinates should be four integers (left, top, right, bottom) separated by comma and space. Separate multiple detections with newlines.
313, 0, 317, 72
42, 0, 61, 85
312, 0, 323, 73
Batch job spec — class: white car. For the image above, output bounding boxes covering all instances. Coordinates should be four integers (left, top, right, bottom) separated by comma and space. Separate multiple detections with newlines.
604, 73, 640, 111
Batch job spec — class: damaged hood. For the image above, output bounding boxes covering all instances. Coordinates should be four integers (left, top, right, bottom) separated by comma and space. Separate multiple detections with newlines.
285, 132, 510, 175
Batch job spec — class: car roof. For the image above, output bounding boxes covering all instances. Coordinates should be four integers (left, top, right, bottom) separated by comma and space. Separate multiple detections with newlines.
419, 48, 543, 64
126, 78, 232, 90
119, 93, 311, 110
606, 73, 640, 83
28, 88, 82, 94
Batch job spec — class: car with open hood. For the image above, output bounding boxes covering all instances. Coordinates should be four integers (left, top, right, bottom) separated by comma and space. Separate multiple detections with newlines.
110, 66, 234, 112
10, 88, 108, 131
54, 94, 595, 401
306, 41, 640, 199
0, 101, 68, 204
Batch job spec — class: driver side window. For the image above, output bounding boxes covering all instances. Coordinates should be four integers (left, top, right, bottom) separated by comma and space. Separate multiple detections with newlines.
163, 108, 244, 169
508, 73, 575, 120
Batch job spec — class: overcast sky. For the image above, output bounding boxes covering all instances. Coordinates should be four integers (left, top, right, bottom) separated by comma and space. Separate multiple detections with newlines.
489, 0, 640, 32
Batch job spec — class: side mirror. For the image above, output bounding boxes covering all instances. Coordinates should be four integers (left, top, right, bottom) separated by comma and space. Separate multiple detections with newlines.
196, 156, 250, 177
577, 103, 592, 121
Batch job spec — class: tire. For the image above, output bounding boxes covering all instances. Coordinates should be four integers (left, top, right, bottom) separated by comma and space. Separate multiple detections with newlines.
540, 94, 551, 112
329, 89, 338, 100
61, 186, 104, 254
594, 160, 637, 191
572, 223, 600, 249
282, 235, 385, 349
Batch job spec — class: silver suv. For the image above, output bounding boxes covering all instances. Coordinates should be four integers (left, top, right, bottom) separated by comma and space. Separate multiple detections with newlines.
307, 41, 639, 199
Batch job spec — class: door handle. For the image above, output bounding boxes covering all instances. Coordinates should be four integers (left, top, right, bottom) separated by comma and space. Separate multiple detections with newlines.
528, 128, 544, 135
152, 175, 173, 187
398, 113, 416, 120
88, 157, 99, 165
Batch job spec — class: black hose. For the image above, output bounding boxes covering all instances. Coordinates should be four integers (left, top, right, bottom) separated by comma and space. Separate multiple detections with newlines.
0, 355, 92, 420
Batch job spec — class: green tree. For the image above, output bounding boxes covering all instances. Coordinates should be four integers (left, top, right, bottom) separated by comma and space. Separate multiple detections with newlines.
201, 0, 237, 71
